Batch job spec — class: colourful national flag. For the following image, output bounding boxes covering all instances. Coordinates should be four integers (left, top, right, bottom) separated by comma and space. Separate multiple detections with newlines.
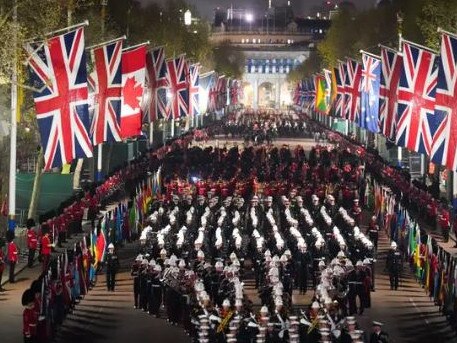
121, 45, 146, 138
315, 74, 330, 114
359, 52, 381, 132
330, 68, 337, 109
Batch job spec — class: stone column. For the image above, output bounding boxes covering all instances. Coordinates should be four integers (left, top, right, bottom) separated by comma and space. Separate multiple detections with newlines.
253, 78, 259, 110
275, 78, 281, 109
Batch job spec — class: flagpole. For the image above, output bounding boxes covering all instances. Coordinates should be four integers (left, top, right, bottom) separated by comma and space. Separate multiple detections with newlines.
122, 41, 150, 52
397, 12, 403, 168
96, 3, 109, 183
359, 50, 381, 60
25, 20, 89, 44
86, 35, 126, 50
8, 0, 18, 231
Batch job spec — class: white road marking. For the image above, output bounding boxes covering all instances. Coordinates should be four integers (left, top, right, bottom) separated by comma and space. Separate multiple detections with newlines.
409, 297, 430, 324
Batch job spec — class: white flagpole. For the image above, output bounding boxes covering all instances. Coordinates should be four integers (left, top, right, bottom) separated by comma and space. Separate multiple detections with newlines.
8, 0, 18, 231
397, 13, 403, 168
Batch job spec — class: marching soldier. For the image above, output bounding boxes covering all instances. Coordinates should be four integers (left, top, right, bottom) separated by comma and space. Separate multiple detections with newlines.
150, 264, 163, 317
270, 298, 289, 342
131, 254, 143, 308
386, 242, 402, 290
139, 258, 149, 311
105, 243, 120, 291
370, 321, 389, 343
355, 260, 367, 314
367, 215, 380, 253
296, 242, 310, 294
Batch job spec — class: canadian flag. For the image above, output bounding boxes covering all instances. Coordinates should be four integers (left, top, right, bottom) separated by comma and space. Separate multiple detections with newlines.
120, 45, 146, 139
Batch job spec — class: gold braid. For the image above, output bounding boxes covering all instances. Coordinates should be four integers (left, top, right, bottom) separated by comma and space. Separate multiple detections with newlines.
217, 310, 234, 334
307, 309, 324, 335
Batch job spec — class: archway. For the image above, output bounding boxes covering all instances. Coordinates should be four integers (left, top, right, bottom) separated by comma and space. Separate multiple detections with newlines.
258, 81, 276, 108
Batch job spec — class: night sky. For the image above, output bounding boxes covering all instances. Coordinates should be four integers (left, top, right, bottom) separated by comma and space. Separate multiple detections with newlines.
140, 0, 375, 19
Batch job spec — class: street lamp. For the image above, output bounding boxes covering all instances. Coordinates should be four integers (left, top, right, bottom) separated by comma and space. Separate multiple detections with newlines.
184, 9, 192, 26
245, 12, 253, 31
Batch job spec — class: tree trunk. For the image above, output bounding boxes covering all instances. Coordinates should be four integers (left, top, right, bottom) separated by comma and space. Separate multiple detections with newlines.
73, 158, 84, 190
27, 148, 43, 221
105, 143, 114, 177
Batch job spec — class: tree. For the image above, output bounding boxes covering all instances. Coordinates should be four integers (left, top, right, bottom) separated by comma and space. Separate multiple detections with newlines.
212, 41, 244, 79
417, 0, 457, 50
316, 0, 427, 73
288, 50, 323, 83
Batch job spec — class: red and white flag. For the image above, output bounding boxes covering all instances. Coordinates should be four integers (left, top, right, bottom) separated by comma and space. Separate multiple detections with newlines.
121, 45, 146, 139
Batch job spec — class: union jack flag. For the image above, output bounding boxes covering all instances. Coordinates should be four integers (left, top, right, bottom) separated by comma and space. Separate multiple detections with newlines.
88, 39, 123, 145
146, 47, 169, 121
166, 55, 189, 119
230, 80, 240, 105
305, 77, 315, 111
26, 27, 93, 170
207, 73, 218, 112
431, 32, 457, 171
293, 82, 301, 106
334, 62, 346, 117
358, 53, 381, 132
299, 80, 307, 107
188, 64, 200, 117
396, 41, 438, 155
199, 72, 215, 113
216, 76, 227, 110
379, 46, 402, 141
344, 59, 362, 122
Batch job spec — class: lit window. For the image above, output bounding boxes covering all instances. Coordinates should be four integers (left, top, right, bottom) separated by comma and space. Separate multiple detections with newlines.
242, 39, 245, 43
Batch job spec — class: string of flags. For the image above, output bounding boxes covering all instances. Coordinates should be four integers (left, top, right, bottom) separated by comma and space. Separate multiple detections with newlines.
294, 29, 457, 174
24, 23, 242, 170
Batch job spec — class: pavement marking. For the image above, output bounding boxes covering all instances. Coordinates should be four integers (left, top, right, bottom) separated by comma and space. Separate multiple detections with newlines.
409, 297, 430, 325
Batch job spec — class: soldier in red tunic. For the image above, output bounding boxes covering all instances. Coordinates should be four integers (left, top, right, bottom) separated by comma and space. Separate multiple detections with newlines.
438, 206, 450, 242
7, 230, 18, 283
26, 219, 38, 268
40, 226, 52, 273
0, 246, 5, 291
22, 288, 38, 343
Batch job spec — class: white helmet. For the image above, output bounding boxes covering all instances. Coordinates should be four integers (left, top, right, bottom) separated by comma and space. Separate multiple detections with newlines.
108, 243, 114, 250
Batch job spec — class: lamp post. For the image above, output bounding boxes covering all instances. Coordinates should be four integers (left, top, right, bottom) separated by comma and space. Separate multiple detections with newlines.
246, 13, 253, 31
8, 0, 18, 231
184, 9, 192, 26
